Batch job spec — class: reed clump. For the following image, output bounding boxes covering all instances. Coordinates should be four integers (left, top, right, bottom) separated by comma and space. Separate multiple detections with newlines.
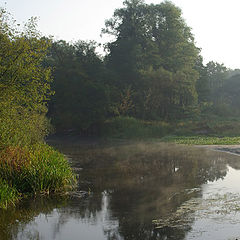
0, 144, 76, 208
0, 179, 19, 209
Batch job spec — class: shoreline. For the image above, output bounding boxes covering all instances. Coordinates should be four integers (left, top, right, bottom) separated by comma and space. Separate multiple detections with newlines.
196, 144, 240, 156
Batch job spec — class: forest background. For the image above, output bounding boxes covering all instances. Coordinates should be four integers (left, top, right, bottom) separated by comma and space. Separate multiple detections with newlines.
2, 0, 240, 208
45, 0, 240, 139
2, 0, 240, 146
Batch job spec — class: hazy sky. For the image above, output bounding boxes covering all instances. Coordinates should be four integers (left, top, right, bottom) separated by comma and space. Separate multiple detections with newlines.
1, 0, 240, 69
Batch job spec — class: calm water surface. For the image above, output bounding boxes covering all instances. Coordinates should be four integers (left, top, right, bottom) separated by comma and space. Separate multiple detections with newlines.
1, 138, 240, 240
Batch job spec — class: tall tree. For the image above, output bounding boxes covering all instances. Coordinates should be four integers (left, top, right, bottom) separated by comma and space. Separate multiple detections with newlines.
0, 8, 53, 146
46, 40, 110, 133
103, 0, 148, 88
103, 0, 199, 119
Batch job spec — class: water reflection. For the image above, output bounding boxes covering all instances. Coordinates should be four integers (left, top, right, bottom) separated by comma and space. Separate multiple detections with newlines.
1, 140, 240, 240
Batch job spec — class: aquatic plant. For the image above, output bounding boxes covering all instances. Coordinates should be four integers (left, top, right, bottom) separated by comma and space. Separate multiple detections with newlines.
102, 116, 172, 138
0, 144, 76, 208
161, 136, 240, 145
0, 179, 19, 209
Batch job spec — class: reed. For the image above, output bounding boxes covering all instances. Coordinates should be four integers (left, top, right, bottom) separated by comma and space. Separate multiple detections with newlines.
0, 179, 19, 209
0, 144, 76, 208
103, 116, 172, 138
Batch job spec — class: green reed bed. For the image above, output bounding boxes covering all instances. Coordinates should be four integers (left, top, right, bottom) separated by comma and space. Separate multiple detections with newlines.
0, 180, 19, 209
0, 144, 76, 209
102, 116, 172, 139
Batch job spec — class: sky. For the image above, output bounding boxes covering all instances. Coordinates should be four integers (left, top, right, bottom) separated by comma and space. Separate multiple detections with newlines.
1, 0, 240, 69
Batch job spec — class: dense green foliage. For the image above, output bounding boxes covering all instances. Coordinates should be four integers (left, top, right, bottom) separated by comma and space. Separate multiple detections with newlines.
104, 0, 199, 119
0, 10, 53, 147
0, 9, 75, 208
102, 116, 172, 138
46, 40, 110, 132
102, 116, 240, 141
2, 0, 240, 208
45, 0, 240, 135
45, 0, 201, 132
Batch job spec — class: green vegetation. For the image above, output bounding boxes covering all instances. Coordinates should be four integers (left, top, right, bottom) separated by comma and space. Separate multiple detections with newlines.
42, 0, 240, 139
0, 180, 19, 209
46, 0, 201, 133
102, 116, 172, 139
0, 144, 75, 195
2, 0, 240, 207
161, 136, 240, 145
102, 116, 240, 145
0, 10, 53, 148
0, 9, 75, 209
46, 40, 110, 132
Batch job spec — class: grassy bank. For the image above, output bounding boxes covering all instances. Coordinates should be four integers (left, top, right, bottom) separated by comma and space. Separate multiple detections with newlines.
102, 116, 172, 139
102, 116, 240, 145
0, 144, 76, 209
161, 136, 240, 145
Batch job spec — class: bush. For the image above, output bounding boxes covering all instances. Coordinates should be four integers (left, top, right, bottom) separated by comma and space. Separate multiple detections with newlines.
0, 107, 53, 148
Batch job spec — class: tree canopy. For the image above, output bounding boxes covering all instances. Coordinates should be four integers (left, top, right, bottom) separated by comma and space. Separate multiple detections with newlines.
103, 0, 199, 119
2, 1, 239, 137
0, 9, 53, 146
46, 40, 110, 132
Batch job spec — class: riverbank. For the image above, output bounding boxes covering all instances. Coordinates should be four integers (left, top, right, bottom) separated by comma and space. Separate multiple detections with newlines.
2, 133, 240, 210
161, 136, 240, 145
3, 139, 239, 240
196, 144, 240, 156
101, 116, 240, 140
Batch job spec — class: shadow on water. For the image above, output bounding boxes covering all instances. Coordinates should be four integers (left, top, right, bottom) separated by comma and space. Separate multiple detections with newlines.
1, 138, 240, 240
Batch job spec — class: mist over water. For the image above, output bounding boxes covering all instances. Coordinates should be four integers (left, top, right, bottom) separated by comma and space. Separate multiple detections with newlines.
1, 139, 240, 240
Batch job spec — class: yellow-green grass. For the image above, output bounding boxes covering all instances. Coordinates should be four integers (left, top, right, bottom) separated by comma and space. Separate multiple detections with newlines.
0, 180, 19, 209
0, 144, 76, 209
161, 136, 240, 145
102, 116, 172, 139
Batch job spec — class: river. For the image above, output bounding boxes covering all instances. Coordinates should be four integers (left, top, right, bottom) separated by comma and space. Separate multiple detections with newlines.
1, 137, 240, 240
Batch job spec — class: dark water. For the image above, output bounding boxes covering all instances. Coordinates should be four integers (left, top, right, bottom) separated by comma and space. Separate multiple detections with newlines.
1, 139, 240, 240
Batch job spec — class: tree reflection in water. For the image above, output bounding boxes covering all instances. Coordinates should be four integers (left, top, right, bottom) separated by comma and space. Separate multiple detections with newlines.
1, 140, 236, 240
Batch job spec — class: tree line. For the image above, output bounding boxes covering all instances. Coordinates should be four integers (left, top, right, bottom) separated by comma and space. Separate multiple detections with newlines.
2, 0, 240, 139
45, 0, 240, 134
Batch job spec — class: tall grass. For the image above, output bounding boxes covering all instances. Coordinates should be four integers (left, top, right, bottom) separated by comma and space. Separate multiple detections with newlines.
0, 144, 76, 208
102, 116, 240, 145
0, 180, 19, 209
161, 136, 240, 145
28, 144, 76, 193
173, 117, 240, 137
102, 116, 172, 139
